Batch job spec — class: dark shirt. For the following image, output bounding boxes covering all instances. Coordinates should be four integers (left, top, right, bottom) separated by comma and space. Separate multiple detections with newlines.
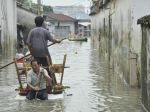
26, 27, 53, 57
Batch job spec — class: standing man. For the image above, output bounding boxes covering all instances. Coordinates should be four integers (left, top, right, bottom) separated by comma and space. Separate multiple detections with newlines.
26, 59, 52, 100
26, 16, 60, 66
26, 16, 60, 84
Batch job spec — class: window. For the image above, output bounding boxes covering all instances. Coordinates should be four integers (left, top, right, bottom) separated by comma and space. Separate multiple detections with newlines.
55, 26, 70, 30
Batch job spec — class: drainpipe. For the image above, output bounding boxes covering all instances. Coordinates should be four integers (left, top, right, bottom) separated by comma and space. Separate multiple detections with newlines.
0, 25, 1, 49
106, 7, 114, 69
129, 51, 139, 87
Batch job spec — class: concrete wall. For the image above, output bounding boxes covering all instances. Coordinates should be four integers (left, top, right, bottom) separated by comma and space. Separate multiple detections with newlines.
17, 7, 37, 28
0, 0, 17, 50
17, 7, 37, 43
140, 25, 150, 112
146, 28, 150, 112
90, 0, 150, 88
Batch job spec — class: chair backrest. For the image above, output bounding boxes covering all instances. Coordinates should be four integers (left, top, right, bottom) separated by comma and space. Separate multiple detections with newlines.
47, 54, 67, 85
14, 58, 27, 88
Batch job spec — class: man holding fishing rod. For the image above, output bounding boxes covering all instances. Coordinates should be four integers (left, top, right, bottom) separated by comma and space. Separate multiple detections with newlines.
26, 16, 61, 85
26, 59, 52, 100
26, 16, 61, 67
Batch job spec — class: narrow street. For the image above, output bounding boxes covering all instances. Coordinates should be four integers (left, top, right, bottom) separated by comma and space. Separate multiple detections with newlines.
0, 39, 142, 112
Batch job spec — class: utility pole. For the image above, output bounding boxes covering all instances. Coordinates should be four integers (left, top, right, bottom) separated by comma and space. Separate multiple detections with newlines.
37, 0, 43, 16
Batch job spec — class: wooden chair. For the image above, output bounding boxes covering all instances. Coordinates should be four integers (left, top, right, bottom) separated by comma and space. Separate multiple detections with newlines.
14, 58, 28, 89
46, 54, 67, 85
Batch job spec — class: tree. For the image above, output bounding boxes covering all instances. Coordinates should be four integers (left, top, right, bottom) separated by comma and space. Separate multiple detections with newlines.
43, 5, 53, 14
17, 0, 26, 4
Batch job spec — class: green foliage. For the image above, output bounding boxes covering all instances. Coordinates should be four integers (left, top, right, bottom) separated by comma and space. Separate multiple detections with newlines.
17, 0, 26, 3
43, 5, 53, 14
17, 0, 53, 14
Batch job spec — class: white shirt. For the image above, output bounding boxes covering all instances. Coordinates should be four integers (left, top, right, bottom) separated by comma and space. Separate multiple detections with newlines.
27, 67, 50, 90
16, 53, 24, 59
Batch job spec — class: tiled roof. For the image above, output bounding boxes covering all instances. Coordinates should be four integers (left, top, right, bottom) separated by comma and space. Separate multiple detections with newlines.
46, 13, 77, 22
137, 15, 150, 25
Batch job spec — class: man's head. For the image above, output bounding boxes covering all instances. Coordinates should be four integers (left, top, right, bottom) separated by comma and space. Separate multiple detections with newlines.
35, 16, 44, 27
31, 59, 41, 73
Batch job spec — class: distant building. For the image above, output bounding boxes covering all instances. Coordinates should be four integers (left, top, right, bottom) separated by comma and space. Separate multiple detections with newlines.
78, 19, 91, 37
45, 13, 78, 38
53, 6, 91, 37
53, 6, 90, 20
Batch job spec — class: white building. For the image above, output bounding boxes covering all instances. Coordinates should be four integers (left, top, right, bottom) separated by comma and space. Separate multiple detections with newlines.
0, 0, 17, 49
78, 20, 91, 37
45, 13, 78, 38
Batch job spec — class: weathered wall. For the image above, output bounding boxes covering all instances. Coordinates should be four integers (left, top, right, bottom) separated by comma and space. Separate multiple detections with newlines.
140, 25, 150, 112
17, 7, 37, 43
111, 0, 132, 86
0, 0, 17, 50
90, 0, 150, 87
146, 28, 150, 111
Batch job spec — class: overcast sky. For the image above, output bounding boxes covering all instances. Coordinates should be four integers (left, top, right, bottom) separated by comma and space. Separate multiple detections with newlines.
32, 0, 90, 7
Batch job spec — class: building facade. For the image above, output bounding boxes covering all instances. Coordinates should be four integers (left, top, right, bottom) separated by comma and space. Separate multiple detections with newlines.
78, 19, 91, 37
45, 13, 78, 38
90, 0, 150, 111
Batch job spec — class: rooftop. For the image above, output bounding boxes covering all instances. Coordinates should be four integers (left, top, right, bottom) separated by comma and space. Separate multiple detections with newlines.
46, 13, 77, 22
137, 15, 150, 25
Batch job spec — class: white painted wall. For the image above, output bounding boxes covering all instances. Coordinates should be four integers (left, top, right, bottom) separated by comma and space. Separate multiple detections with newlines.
90, 0, 150, 86
58, 22, 75, 33
0, 0, 17, 48
91, 0, 150, 53
46, 21, 75, 38
7, 0, 17, 39
17, 7, 37, 28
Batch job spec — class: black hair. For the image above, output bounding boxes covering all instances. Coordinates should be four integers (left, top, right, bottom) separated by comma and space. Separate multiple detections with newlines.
35, 16, 44, 27
30, 59, 41, 65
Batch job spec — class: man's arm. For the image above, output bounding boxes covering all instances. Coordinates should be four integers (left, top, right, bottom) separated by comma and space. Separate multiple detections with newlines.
47, 31, 61, 43
41, 69, 52, 83
52, 38, 61, 43
27, 83, 39, 91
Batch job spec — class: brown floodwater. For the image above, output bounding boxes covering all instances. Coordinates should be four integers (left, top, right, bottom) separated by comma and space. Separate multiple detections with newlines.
0, 39, 142, 112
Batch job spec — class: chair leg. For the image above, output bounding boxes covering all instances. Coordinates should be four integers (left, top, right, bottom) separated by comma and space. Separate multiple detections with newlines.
60, 54, 67, 85
49, 71, 57, 85
46, 56, 57, 86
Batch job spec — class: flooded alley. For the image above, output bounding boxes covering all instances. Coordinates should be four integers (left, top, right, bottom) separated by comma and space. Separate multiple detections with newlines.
0, 39, 142, 112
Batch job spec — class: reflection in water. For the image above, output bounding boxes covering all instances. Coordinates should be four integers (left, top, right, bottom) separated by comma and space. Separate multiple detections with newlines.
0, 39, 142, 112
89, 48, 142, 112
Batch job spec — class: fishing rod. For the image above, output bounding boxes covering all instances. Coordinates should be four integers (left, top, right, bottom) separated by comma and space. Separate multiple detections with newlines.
0, 38, 67, 70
